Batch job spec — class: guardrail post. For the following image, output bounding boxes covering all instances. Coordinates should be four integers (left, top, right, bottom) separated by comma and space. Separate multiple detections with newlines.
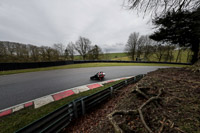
68, 103, 73, 121
81, 99, 85, 115
110, 87, 113, 96
72, 101, 78, 118
125, 80, 128, 85
134, 76, 136, 82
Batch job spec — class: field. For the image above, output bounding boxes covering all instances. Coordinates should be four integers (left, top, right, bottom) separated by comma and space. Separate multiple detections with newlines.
74, 53, 127, 60
74, 50, 192, 63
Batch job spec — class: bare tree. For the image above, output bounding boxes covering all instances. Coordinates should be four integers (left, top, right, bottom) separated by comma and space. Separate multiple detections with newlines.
45, 47, 59, 61
176, 47, 183, 63
74, 36, 91, 60
0, 42, 7, 62
21, 44, 29, 62
0, 41, 73, 62
88, 45, 103, 60
39, 46, 47, 61
186, 48, 192, 62
15, 43, 21, 60
65, 42, 75, 60
7, 42, 16, 57
136, 35, 146, 60
124, 0, 200, 16
163, 44, 175, 62
142, 36, 156, 61
153, 43, 176, 62
154, 44, 166, 62
28, 44, 39, 62
125, 32, 140, 61
53, 43, 65, 59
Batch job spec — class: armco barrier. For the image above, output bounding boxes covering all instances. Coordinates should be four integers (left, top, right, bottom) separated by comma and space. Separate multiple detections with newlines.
0, 60, 191, 71
0, 61, 74, 71
15, 74, 144, 133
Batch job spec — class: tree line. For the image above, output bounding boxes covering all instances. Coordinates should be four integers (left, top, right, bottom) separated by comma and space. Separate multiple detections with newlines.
0, 35, 193, 63
124, 33, 192, 62
0, 36, 103, 63
124, 0, 200, 64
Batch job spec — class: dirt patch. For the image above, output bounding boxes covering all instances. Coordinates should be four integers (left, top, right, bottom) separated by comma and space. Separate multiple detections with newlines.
62, 80, 134, 133
62, 67, 200, 133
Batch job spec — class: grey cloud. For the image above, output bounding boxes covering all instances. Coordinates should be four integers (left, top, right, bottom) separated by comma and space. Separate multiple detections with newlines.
0, 0, 153, 52
101, 43, 125, 53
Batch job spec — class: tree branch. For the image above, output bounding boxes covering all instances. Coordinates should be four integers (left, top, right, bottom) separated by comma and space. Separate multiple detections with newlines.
108, 88, 163, 133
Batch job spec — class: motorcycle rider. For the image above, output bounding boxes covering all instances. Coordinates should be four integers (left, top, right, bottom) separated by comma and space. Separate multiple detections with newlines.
96, 71, 105, 80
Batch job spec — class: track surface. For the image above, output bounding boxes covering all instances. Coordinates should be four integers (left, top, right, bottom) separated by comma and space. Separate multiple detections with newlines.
0, 66, 169, 110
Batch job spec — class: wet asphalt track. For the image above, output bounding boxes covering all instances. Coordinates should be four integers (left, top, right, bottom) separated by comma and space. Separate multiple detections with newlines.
0, 66, 169, 110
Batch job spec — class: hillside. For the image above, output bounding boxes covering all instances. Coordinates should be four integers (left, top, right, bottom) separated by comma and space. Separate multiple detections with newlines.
74, 50, 192, 63
63, 67, 200, 133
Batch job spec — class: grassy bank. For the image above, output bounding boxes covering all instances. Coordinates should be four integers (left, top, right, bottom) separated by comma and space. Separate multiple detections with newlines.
0, 63, 188, 76
74, 50, 191, 63
72, 67, 200, 133
111, 50, 191, 63
0, 80, 123, 133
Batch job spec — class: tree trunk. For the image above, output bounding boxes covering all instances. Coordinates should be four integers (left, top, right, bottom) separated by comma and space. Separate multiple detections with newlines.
191, 40, 200, 64
132, 51, 135, 61
187, 50, 191, 63
176, 49, 181, 62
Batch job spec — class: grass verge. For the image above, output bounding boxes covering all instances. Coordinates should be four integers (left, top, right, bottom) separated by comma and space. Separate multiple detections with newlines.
0, 80, 123, 133
110, 50, 191, 63
0, 63, 188, 76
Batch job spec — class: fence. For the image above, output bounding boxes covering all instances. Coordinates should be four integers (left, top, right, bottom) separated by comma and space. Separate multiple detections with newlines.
0, 61, 74, 71
0, 60, 191, 71
15, 74, 144, 133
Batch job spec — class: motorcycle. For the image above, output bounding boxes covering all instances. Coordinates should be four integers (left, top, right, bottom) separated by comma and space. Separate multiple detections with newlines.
90, 72, 105, 80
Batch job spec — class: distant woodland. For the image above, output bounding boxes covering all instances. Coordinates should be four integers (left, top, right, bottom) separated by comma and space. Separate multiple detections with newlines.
0, 37, 103, 63
0, 41, 65, 62
0, 39, 192, 63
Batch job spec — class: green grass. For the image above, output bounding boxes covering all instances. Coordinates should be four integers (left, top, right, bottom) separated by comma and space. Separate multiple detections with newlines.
112, 56, 130, 61
74, 50, 191, 63
0, 63, 188, 76
105, 53, 127, 59
0, 80, 123, 133
109, 50, 192, 63
74, 53, 127, 60
148, 50, 190, 63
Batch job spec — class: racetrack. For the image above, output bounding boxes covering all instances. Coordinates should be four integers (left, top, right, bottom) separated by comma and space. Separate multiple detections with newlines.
0, 66, 169, 110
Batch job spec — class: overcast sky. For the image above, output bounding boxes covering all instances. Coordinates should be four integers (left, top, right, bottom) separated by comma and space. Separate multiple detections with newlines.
0, 0, 153, 53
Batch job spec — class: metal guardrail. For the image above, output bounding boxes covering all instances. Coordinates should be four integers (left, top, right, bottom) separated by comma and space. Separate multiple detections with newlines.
15, 74, 145, 133
73, 60, 192, 65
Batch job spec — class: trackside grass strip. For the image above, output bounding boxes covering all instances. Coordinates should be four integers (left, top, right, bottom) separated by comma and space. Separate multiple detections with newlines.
0, 63, 188, 76
0, 80, 124, 133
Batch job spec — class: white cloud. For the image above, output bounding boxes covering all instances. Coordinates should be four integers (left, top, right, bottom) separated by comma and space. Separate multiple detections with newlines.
0, 0, 154, 52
